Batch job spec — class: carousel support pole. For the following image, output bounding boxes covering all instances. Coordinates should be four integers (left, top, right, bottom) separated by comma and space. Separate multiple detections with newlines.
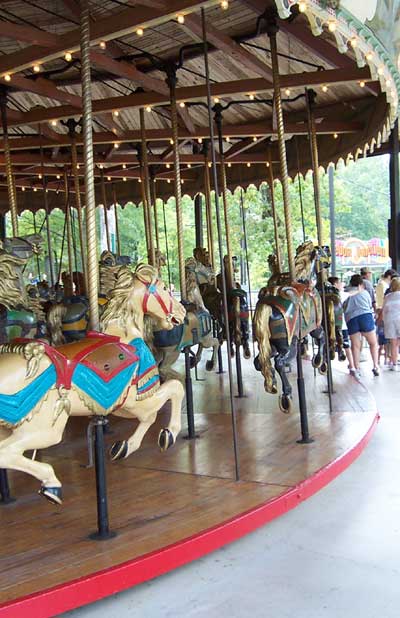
150, 173, 160, 251
32, 211, 41, 281
267, 151, 282, 272
203, 149, 215, 269
202, 9, 240, 479
194, 193, 203, 248
162, 200, 172, 290
63, 170, 74, 291
296, 341, 313, 444
295, 137, 306, 243
389, 118, 400, 271
0, 468, 14, 504
100, 170, 111, 253
80, 0, 113, 539
306, 88, 334, 405
111, 184, 121, 256
329, 165, 336, 276
266, 11, 311, 440
39, 125, 55, 287
139, 108, 156, 266
214, 105, 244, 397
167, 64, 196, 439
69, 122, 87, 287
0, 88, 18, 236
240, 189, 256, 358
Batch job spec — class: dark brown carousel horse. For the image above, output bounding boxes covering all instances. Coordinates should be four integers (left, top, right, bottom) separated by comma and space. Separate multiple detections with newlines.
253, 242, 330, 413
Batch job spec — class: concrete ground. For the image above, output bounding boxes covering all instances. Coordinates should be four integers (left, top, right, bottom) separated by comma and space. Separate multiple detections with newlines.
64, 362, 400, 618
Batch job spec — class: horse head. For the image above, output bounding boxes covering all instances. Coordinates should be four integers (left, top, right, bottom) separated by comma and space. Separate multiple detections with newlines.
3, 234, 43, 259
134, 264, 186, 331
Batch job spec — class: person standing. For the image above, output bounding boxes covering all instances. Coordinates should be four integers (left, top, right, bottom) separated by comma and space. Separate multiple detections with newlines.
382, 277, 400, 371
328, 276, 356, 375
376, 269, 397, 310
343, 274, 379, 377
360, 267, 376, 310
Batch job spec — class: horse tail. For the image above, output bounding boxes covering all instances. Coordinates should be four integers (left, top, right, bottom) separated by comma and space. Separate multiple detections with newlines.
253, 301, 276, 394
326, 298, 336, 348
47, 304, 67, 346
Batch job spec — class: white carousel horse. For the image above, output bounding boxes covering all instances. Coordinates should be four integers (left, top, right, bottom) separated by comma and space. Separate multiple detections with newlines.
0, 264, 186, 505
3, 233, 43, 260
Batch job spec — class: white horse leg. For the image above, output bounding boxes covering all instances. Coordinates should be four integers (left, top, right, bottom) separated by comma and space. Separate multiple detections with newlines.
200, 334, 220, 371
111, 379, 184, 460
0, 403, 69, 504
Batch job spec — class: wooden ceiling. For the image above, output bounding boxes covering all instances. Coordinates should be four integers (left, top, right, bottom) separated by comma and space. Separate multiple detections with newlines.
0, 0, 391, 210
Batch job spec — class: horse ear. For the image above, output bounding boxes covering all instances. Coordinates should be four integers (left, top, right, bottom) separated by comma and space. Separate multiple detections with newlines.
135, 263, 157, 284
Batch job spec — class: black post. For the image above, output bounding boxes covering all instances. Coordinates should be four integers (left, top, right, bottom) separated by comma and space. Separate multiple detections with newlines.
296, 343, 313, 444
0, 469, 14, 504
389, 118, 400, 272
329, 165, 336, 276
213, 318, 224, 373
235, 345, 244, 397
184, 347, 196, 439
89, 416, 116, 540
194, 193, 203, 248
0, 213, 5, 241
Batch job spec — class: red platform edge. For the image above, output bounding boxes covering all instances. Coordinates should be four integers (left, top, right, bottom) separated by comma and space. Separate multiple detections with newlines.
0, 412, 379, 618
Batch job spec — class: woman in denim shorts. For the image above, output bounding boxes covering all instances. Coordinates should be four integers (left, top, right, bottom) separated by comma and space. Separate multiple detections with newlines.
343, 274, 379, 377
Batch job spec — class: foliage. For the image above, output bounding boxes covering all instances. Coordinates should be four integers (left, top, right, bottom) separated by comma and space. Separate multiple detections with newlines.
6, 154, 391, 290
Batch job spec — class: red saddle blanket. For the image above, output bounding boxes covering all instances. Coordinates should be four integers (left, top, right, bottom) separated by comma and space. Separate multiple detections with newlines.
13, 331, 138, 389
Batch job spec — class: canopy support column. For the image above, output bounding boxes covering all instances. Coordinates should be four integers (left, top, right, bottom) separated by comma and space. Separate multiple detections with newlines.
80, 0, 99, 330
0, 88, 18, 236
68, 121, 87, 283
329, 165, 336, 276
139, 108, 155, 266
389, 118, 400, 271
100, 171, 111, 253
63, 170, 74, 294
267, 151, 282, 272
166, 67, 186, 300
204, 150, 215, 269
194, 194, 203, 248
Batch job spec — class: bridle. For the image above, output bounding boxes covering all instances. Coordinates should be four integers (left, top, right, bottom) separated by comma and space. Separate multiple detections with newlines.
137, 276, 175, 322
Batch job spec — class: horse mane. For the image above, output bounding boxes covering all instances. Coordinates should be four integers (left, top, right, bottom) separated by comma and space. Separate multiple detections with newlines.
0, 250, 28, 309
100, 263, 158, 335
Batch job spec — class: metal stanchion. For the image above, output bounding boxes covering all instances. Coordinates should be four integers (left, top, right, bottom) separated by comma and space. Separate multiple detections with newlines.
296, 343, 313, 444
0, 469, 14, 504
88, 417, 116, 540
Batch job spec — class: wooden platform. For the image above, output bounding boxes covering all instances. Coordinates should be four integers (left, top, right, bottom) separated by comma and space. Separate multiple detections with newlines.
0, 356, 378, 618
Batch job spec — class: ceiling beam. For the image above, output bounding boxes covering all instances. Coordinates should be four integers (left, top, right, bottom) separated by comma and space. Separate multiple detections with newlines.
0, 1, 220, 76
4, 67, 376, 129
224, 135, 269, 159
183, 14, 273, 79
8, 74, 82, 107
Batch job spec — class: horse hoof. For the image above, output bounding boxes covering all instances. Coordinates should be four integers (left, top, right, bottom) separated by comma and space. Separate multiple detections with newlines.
158, 428, 175, 451
338, 351, 346, 362
39, 486, 62, 505
279, 395, 291, 414
110, 440, 128, 461
243, 347, 251, 359
312, 354, 322, 368
254, 355, 261, 371
319, 362, 327, 375
205, 360, 214, 371
329, 350, 335, 361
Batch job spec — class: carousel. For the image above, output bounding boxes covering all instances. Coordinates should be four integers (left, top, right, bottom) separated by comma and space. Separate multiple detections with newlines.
0, 0, 396, 616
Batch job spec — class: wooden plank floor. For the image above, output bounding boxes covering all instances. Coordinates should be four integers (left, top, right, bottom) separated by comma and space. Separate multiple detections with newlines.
0, 355, 377, 607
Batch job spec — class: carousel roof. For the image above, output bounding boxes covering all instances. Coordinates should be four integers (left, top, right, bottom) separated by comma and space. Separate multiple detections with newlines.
0, 0, 398, 212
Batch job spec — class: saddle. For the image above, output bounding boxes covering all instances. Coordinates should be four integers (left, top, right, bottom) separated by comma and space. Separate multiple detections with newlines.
14, 331, 138, 389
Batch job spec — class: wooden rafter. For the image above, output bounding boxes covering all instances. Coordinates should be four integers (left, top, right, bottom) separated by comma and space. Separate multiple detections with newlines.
2, 68, 375, 130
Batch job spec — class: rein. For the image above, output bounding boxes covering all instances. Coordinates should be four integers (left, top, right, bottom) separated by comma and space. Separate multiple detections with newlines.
137, 276, 173, 319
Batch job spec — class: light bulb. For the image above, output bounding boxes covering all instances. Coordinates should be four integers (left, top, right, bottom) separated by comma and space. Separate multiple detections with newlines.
248, 93, 255, 100
33, 187, 37, 192
145, 105, 152, 112
107, 176, 111, 181
169, 139, 174, 145
167, 179, 171, 184
114, 142, 119, 149
350, 37, 358, 48
179, 101, 185, 107
123, 177, 127, 182
64, 52, 72, 62
328, 20, 336, 32
333, 133, 338, 139
359, 80, 365, 88
56, 174, 61, 179
198, 137, 203, 144
252, 136, 257, 142
100, 41, 106, 50
22, 186, 25, 192
166, 163, 171, 169
227, 162, 232, 168
247, 162, 251, 167
136, 28, 144, 36
38, 173, 42, 179
33, 64, 41, 73
122, 164, 126, 169
177, 14, 185, 24
266, 162, 270, 167
221, 0, 229, 9
214, 97, 220, 104
285, 88, 291, 96
113, 110, 119, 117
187, 164, 191, 168
51, 119, 57, 127
226, 136, 231, 142
322, 85, 328, 93
366, 51, 373, 61
298, 1, 307, 12
4, 74, 11, 82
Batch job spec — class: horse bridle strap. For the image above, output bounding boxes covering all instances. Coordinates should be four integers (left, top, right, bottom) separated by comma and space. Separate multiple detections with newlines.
138, 277, 173, 317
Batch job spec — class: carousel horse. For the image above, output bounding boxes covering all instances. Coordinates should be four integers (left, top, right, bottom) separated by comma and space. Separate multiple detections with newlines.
253, 241, 329, 413
0, 264, 186, 505
144, 258, 219, 382
0, 246, 43, 343
48, 251, 132, 345
3, 233, 42, 260
190, 248, 251, 359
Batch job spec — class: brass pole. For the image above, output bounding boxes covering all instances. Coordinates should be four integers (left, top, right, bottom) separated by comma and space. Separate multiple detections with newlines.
38, 123, 55, 287
267, 151, 282, 272
306, 89, 323, 246
100, 170, 111, 252
111, 184, 121, 256
151, 175, 160, 250
64, 170, 74, 291
204, 156, 215, 269
215, 107, 234, 288
80, 0, 99, 330
167, 69, 186, 299
139, 107, 155, 266
266, 16, 295, 279
0, 90, 18, 235
70, 132, 87, 276
139, 170, 151, 255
